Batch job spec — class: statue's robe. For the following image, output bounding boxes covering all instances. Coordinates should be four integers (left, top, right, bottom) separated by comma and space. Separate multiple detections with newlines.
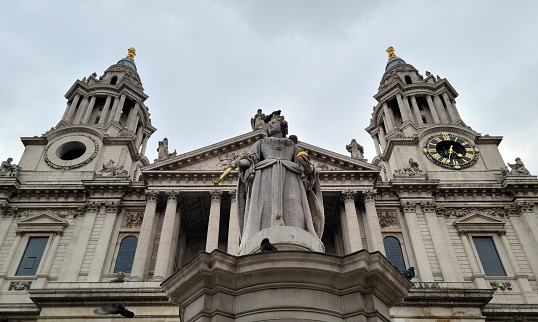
237, 137, 324, 248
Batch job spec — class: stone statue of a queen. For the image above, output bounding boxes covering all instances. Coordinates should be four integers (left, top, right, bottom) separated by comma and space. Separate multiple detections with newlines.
236, 111, 325, 254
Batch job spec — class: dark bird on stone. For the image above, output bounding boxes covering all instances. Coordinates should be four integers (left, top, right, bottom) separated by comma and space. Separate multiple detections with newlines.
401, 267, 415, 280
263, 110, 281, 123
260, 238, 278, 252
289, 135, 298, 144
94, 302, 134, 318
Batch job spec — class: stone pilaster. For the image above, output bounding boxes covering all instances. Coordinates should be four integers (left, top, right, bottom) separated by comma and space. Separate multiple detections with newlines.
87, 202, 120, 282
457, 230, 487, 288
362, 191, 384, 254
401, 201, 434, 281
227, 191, 240, 255
341, 191, 362, 252
420, 201, 457, 282
153, 190, 181, 281
0, 230, 25, 276
206, 190, 223, 252
129, 190, 159, 281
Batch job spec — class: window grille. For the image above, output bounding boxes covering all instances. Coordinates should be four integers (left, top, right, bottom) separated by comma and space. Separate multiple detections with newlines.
16, 237, 49, 276
383, 236, 406, 271
473, 236, 506, 276
114, 236, 138, 273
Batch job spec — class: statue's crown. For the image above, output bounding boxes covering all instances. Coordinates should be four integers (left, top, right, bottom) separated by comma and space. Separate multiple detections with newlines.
271, 114, 285, 121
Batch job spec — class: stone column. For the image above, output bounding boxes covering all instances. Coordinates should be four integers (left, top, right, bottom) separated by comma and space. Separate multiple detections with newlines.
63, 202, 100, 281
0, 230, 25, 275
87, 202, 120, 282
401, 201, 434, 281
410, 96, 423, 125
421, 201, 457, 282
82, 96, 96, 124
65, 93, 81, 123
129, 190, 159, 281
458, 230, 488, 288
372, 135, 381, 155
113, 94, 127, 122
61, 102, 71, 120
140, 135, 149, 155
341, 191, 363, 252
425, 95, 441, 123
153, 190, 181, 281
433, 94, 449, 123
107, 95, 119, 124
382, 103, 395, 130
227, 191, 240, 255
362, 191, 384, 254
396, 94, 411, 122
339, 207, 351, 254
134, 126, 144, 149
442, 92, 459, 122
98, 96, 112, 125
127, 102, 140, 131
378, 125, 387, 151
74, 96, 89, 124
206, 190, 223, 252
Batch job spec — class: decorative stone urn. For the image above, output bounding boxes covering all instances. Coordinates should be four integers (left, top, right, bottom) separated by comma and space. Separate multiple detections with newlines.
162, 250, 412, 321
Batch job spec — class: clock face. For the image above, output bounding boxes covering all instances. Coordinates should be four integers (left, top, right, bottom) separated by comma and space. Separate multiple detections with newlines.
423, 133, 478, 169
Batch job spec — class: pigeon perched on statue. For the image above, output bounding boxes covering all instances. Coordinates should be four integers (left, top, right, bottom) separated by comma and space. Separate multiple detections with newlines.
401, 267, 415, 280
260, 238, 278, 252
94, 302, 134, 318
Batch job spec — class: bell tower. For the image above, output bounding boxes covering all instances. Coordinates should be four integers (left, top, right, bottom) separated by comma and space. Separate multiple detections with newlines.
365, 47, 506, 182
17, 48, 156, 182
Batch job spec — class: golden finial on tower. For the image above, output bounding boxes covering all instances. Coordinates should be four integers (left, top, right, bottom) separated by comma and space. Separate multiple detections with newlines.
127, 47, 136, 60
386, 46, 396, 60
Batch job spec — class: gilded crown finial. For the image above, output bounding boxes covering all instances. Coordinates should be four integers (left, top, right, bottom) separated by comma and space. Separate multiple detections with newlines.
386, 46, 396, 60
127, 47, 136, 60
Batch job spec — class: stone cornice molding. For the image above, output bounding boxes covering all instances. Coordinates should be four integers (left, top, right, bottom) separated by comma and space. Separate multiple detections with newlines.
45, 126, 105, 142
418, 126, 477, 142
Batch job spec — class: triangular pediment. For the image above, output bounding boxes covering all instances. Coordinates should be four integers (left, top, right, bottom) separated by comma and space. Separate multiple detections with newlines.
452, 213, 505, 231
17, 213, 69, 231
143, 130, 380, 172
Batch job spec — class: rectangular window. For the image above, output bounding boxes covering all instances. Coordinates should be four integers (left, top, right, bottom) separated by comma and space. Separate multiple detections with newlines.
16, 237, 49, 276
473, 236, 506, 276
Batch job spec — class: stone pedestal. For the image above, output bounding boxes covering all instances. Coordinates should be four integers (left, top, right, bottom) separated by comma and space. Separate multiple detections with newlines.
162, 250, 412, 322
239, 226, 324, 254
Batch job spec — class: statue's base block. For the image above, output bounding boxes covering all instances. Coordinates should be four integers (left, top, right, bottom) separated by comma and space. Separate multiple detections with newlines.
162, 250, 412, 322
239, 226, 325, 254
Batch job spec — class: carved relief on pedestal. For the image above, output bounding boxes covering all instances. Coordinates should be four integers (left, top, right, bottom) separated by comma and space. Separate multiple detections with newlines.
394, 158, 423, 177
490, 281, 512, 291
8, 281, 32, 291
101, 160, 128, 177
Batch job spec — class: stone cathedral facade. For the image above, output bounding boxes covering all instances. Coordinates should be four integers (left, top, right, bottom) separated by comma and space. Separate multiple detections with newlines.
0, 48, 537, 321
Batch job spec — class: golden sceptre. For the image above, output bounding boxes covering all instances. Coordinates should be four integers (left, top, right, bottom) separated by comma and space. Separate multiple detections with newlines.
213, 163, 236, 186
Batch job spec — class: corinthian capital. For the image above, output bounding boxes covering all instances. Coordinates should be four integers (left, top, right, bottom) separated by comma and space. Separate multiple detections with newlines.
166, 190, 181, 202
340, 190, 356, 203
209, 190, 223, 202
361, 190, 376, 202
145, 190, 159, 201
400, 201, 417, 213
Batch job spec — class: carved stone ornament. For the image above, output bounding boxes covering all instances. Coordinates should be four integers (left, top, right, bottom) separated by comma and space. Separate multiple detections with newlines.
516, 201, 535, 213
209, 190, 223, 202
496, 230, 507, 236
362, 190, 376, 202
340, 190, 356, 202
105, 202, 121, 213
16, 230, 25, 237
86, 201, 100, 212
8, 281, 32, 291
457, 230, 467, 236
44, 135, 99, 170
394, 158, 423, 177
490, 281, 512, 291
166, 190, 181, 202
16, 208, 83, 219
400, 201, 417, 213
421, 201, 436, 213
378, 212, 398, 228
112, 271, 126, 282
435, 206, 511, 218
217, 152, 241, 170
0, 204, 18, 217
101, 160, 128, 177
346, 139, 364, 159
123, 212, 143, 228
145, 190, 159, 201
229, 190, 237, 201
0, 157, 22, 178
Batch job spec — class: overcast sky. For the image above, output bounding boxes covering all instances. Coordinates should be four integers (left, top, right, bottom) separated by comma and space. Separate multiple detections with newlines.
1, 1, 537, 175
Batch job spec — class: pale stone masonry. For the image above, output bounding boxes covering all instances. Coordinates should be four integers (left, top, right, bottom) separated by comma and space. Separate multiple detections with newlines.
0, 48, 537, 321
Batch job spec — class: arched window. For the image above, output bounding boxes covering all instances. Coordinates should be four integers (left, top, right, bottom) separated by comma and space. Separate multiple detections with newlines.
110, 76, 118, 85
383, 236, 406, 271
114, 236, 138, 273
404, 75, 412, 84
